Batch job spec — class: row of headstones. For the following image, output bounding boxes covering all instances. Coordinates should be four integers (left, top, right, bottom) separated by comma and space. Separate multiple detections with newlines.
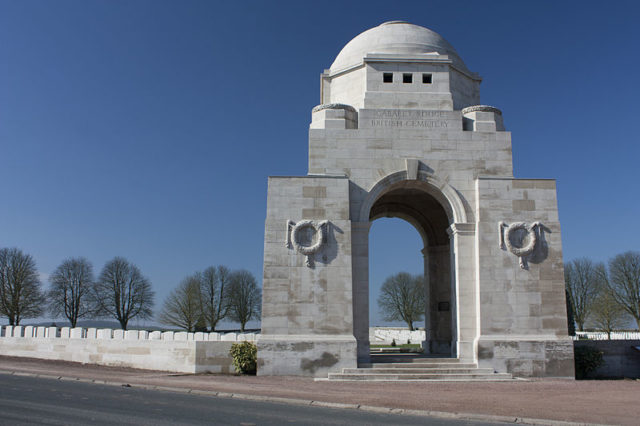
572, 331, 640, 340
0, 325, 258, 342
370, 328, 426, 342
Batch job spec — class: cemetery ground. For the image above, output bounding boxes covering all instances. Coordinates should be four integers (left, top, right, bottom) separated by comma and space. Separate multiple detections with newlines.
1, 356, 639, 425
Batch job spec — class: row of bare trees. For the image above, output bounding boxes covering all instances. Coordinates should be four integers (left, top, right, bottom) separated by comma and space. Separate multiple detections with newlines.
565, 251, 640, 337
0, 248, 154, 329
158, 266, 261, 332
0, 247, 263, 332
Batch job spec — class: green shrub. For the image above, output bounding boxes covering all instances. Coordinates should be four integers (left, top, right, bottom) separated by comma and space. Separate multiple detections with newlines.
229, 341, 257, 375
574, 346, 604, 379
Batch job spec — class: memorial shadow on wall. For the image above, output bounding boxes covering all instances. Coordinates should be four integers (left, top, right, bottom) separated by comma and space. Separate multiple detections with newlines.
314, 222, 342, 267
527, 224, 551, 265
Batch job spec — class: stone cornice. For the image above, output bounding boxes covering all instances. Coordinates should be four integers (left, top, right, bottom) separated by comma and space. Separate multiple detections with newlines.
326, 56, 481, 81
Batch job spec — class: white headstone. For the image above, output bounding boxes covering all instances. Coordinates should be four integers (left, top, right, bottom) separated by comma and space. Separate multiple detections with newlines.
221, 332, 237, 341
125, 330, 139, 340
174, 332, 188, 341
70, 327, 84, 339
97, 329, 112, 339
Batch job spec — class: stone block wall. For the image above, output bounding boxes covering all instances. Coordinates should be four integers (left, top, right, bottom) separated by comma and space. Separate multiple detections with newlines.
259, 175, 358, 376
262, 175, 353, 336
475, 177, 575, 377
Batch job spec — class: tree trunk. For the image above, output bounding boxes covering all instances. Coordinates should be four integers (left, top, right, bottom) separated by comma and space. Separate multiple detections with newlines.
407, 321, 414, 331
120, 319, 128, 330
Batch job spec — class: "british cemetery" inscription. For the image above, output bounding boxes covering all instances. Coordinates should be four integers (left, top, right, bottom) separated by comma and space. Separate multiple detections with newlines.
362, 109, 457, 129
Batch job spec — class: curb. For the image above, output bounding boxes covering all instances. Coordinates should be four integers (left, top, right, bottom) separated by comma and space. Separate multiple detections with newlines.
0, 370, 604, 426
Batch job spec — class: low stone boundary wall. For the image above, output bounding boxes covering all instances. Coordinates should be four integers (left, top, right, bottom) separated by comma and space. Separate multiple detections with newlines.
574, 339, 640, 379
369, 327, 425, 345
0, 325, 259, 373
572, 331, 640, 340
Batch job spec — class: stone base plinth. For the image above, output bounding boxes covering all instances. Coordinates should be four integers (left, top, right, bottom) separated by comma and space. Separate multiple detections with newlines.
257, 335, 357, 377
477, 336, 575, 378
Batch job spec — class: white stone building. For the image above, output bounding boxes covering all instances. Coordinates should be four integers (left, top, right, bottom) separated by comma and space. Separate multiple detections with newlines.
258, 21, 574, 378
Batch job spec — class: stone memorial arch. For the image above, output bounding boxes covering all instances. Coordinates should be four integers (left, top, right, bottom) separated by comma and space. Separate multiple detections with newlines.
257, 21, 574, 378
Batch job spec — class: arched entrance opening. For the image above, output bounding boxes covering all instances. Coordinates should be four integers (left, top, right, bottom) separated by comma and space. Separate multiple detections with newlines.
368, 217, 424, 331
369, 183, 453, 356
352, 175, 465, 363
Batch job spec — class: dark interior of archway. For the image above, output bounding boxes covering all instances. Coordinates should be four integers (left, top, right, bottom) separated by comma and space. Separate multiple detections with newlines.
369, 188, 450, 245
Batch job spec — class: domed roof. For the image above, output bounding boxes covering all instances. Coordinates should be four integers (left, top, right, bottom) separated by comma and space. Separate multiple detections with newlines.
330, 21, 469, 74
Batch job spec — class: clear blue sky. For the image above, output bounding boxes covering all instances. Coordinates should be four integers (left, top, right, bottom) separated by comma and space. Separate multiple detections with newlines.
1, 1, 639, 328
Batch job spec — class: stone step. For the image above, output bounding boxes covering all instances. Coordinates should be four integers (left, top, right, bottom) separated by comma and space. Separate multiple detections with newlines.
327, 372, 514, 381
341, 367, 495, 375
360, 362, 479, 369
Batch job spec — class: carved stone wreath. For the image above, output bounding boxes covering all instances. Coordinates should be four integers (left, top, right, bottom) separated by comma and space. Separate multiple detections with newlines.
286, 220, 329, 267
499, 221, 542, 269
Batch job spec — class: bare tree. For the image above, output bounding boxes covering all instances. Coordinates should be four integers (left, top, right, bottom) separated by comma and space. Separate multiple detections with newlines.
565, 289, 576, 336
158, 274, 203, 332
564, 258, 602, 331
200, 265, 231, 331
377, 272, 424, 331
48, 257, 96, 327
94, 257, 154, 330
0, 248, 44, 325
590, 288, 629, 339
605, 251, 640, 329
227, 270, 261, 332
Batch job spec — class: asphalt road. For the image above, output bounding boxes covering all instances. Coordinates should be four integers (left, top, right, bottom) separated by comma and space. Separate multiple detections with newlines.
0, 374, 501, 426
